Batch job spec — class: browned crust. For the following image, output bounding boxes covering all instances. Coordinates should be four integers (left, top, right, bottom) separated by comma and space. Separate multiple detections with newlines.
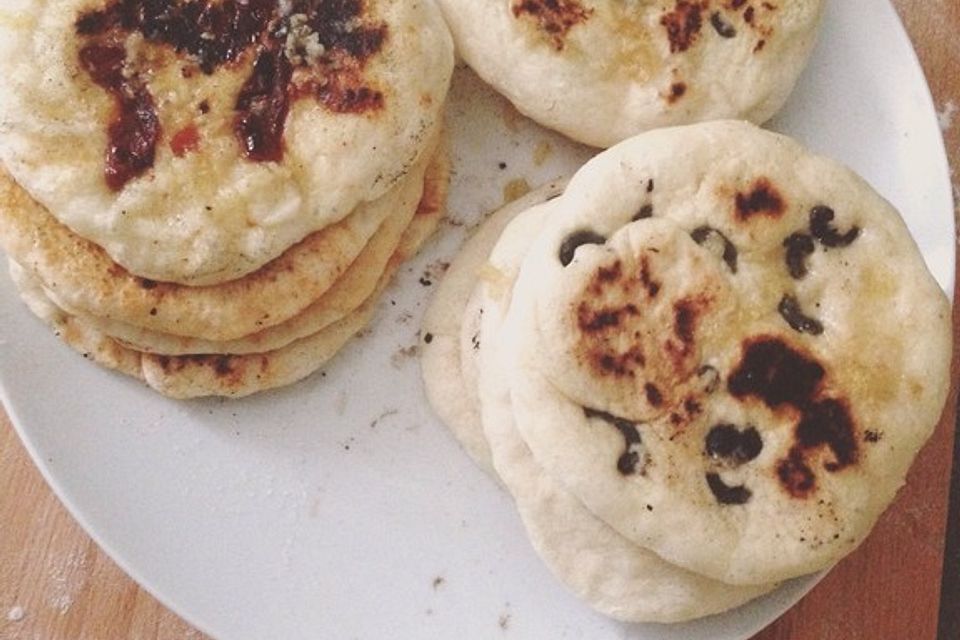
511, 0, 594, 51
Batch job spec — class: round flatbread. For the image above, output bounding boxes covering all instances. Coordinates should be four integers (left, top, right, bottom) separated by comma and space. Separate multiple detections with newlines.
437, 0, 822, 147
473, 205, 775, 621
421, 181, 566, 474
505, 120, 952, 585
0, 0, 453, 284
58, 141, 450, 355
0, 143, 437, 342
421, 183, 776, 620
9, 167, 446, 398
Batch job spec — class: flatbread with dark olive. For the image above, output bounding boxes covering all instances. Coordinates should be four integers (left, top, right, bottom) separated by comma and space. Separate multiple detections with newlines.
504, 120, 952, 585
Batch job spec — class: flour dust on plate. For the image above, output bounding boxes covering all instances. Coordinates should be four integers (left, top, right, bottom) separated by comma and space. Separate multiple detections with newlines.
0, 0, 953, 639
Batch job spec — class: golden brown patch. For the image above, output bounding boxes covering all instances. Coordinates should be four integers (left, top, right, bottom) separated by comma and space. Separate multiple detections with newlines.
533, 140, 553, 167
502, 178, 532, 204
663, 295, 713, 371
511, 0, 594, 51
575, 258, 653, 381
638, 256, 661, 298
570, 252, 709, 415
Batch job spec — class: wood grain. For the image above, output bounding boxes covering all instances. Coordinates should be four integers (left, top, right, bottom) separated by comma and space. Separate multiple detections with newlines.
1, 1, 958, 638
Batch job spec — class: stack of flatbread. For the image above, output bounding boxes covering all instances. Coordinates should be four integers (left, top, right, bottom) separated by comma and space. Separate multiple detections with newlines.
0, 0, 454, 398
422, 121, 952, 622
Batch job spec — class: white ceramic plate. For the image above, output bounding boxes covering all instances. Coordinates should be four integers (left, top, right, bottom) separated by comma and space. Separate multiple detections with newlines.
0, 1, 953, 639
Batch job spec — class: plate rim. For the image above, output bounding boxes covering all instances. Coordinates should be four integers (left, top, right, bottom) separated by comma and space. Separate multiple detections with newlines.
0, 0, 954, 638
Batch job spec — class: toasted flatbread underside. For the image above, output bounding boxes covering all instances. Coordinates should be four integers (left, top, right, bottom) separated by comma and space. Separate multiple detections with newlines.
10, 166, 446, 398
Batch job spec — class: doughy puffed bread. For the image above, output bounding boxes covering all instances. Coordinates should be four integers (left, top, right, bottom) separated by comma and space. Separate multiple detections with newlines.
0, 0, 453, 284
0, 144, 437, 342
504, 120, 952, 585
472, 207, 775, 622
437, 0, 822, 147
420, 186, 776, 621
421, 181, 567, 474
56, 141, 451, 356
9, 175, 445, 398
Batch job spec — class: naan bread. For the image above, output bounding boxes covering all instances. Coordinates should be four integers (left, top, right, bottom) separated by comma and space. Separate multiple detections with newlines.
437, 0, 822, 147
0, 145, 437, 342
421, 181, 566, 474
0, 0, 453, 284
9, 159, 446, 398
473, 205, 775, 621
505, 121, 952, 584
57, 141, 450, 355
421, 183, 776, 620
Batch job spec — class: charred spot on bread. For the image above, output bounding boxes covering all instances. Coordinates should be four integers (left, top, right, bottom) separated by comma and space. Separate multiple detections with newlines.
645, 383, 664, 407
728, 337, 825, 409
511, 0, 594, 50
671, 296, 712, 356
728, 337, 861, 498
777, 447, 816, 498
797, 399, 858, 471
639, 255, 661, 298
577, 300, 640, 333
735, 178, 786, 220
667, 82, 688, 103
661, 1, 706, 53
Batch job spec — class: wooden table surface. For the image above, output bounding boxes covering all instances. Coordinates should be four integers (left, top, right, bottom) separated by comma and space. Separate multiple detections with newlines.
2, 2, 959, 639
